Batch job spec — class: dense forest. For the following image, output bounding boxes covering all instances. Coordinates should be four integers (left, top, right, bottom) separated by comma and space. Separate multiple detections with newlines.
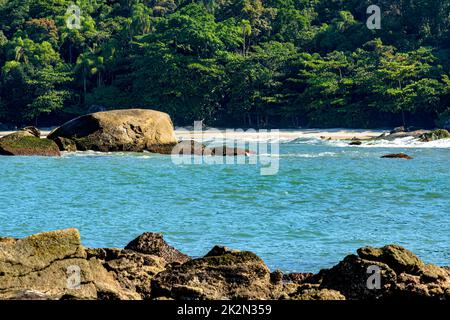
0, 0, 449, 128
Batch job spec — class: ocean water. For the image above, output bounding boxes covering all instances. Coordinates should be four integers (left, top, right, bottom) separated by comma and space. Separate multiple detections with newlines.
0, 137, 449, 272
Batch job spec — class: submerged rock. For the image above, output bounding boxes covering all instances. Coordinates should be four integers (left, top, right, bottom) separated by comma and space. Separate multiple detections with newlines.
0, 127, 60, 156
47, 109, 178, 153
171, 140, 205, 156
381, 153, 413, 160
419, 129, 450, 142
205, 146, 251, 156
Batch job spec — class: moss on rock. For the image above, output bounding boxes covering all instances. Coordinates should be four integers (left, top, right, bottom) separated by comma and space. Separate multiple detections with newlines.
0, 135, 61, 156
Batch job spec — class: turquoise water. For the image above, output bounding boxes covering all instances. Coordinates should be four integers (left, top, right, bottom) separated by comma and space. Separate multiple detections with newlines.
1, 139, 449, 272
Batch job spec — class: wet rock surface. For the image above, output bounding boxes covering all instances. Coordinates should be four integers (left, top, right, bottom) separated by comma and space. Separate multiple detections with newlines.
125, 232, 191, 265
381, 153, 413, 160
1, 230, 448, 300
0, 126, 60, 156
151, 246, 280, 300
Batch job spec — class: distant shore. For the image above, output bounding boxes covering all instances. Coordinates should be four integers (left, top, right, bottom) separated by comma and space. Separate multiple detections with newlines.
0, 128, 387, 141
174, 128, 386, 141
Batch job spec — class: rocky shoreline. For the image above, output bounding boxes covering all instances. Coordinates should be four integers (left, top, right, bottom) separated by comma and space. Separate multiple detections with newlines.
1, 229, 448, 300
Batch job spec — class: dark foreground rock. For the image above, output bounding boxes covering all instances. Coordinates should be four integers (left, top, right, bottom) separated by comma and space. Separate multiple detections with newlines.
318, 245, 450, 300
47, 109, 178, 153
86, 248, 166, 299
0, 229, 138, 299
151, 246, 282, 300
0, 127, 60, 156
1, 229, 448, 300
125, 232, 191, 265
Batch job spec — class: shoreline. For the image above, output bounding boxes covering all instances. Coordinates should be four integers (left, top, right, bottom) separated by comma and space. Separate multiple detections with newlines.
0, 128, 387, 141
175, 128, 387, 141
1, 228, 449, 300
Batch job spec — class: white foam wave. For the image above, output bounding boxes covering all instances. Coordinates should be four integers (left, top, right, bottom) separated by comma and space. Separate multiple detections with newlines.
61, 151, 156, 158
328, 137, 450, 149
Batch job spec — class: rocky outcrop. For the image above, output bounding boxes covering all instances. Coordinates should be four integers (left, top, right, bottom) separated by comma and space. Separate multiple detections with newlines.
0, 229, 138, 300
374, 130, 428, 141
1, 230, 449, 301
317, 245, 450, 300
0, 127, 60, 156
125, 232, 191, 265
419, 129, 450, 142
47, 109, 178, 153
151, 246, 282, 300
374, 128, 450, 143
86, 248, 166, 300
381, 153, 413, 160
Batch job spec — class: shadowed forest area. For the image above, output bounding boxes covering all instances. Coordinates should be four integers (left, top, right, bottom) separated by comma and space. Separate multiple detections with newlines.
0, 0, 449, 128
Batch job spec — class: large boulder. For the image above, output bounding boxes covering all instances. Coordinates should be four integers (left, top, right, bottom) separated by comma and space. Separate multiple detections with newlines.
0, 229, 139, 300
47, 109, 178, 153
151, 246, 280, 300
0, 126, 60, 156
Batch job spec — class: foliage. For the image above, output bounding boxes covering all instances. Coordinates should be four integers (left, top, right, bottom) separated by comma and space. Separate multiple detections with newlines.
0, 0, 449, 128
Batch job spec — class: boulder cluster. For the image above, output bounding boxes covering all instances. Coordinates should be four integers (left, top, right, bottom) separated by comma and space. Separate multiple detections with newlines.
0, 109, 250, 157
1, 229, 448, 300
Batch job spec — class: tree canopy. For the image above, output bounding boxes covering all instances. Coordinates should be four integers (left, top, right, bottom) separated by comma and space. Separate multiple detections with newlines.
0, 0, 449, 128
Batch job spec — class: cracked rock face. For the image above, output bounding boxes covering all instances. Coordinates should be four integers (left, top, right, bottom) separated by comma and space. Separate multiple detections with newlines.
86, 248, 166, 300
1, 230, 449, 301
0, 229, 138, 300
47, 109, 178, 153
151, 246, 281, 300
317, 245, 450, 300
